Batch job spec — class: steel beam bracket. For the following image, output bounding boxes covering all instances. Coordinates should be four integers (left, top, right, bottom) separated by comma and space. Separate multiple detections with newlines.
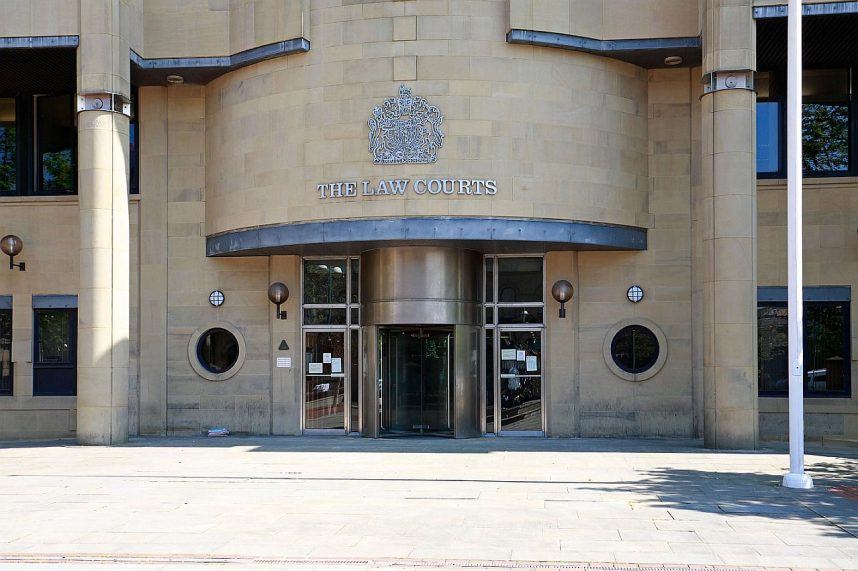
702, 70, 755, 94
76, 92, 132, 118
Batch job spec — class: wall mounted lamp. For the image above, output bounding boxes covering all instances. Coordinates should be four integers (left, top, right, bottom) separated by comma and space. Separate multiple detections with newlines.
267, 282, 289, 319
551, 280, 574, 318
0, 235, 25, 271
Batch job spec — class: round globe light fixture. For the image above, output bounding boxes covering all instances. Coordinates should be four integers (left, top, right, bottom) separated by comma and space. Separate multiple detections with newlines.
551, 279, 574, 318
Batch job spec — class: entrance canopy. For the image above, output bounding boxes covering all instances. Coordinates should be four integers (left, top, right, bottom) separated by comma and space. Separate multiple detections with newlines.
206, 217, 647, 257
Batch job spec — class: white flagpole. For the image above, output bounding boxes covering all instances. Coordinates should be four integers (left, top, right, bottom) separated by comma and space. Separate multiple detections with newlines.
782, 0, 813, 489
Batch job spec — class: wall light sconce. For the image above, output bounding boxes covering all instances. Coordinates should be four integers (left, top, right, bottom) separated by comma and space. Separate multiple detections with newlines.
551, 280, 574, 318
267, 282, 289, 319
0, 235, 25, 271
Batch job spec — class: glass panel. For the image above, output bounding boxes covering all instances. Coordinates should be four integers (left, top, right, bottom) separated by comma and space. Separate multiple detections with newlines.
35, 309, 72, 364
805, 302, 850, 395
756, 101, 780, 173
0, 98, 16, 193
497, 306, 543, 325
497, 257, 542, 303
379, 328, 453, 435
37, 95, 75, 194
304, 331, 346, 430
758, 301, 851, 397
485, 328, 494, 432
610, 325, 660, 374
803, 103, 849, 172
196, 328, 239, 374
0, 310, 11, 395
803, 69, 849, 103
350, 259, 360, 304
303, 308, 347, 326
350, 328, 359, 432
303, 259, 347, 304
129, 120, 139, 194
758, 304, 788, 394
499, 330, 542, 431
485, 259, 494, 303
350, 306, 360, 326
485, 306, 494, 325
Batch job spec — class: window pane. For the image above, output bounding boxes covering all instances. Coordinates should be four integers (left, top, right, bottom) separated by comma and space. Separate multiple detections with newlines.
497, 306, 543, 325
499, 330, 542, 377
758, 301, 851, 397
610, 325, 660, 374
756, 101, 780, 173
350, 329, 359, 432
497, 257, 542, 303
129, 120, 139, 194
36, 310, 72, 364
0, 98, 16, 193
0, 309, 11, 395
803, 69, 849, 103
303, 259, 347, 304
485, 329, 494, 432
304, 331, 345, 430
303, 308, 347, 326
803, 103, 849, 172
485, 259, 494, 303
805, 302, 850, 395
37, 95, 75, 194
196, 328, 239, 374
350, 258, 360, 304
758, 304, 789, 394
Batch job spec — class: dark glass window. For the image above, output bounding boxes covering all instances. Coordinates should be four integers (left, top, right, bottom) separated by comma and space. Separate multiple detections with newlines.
610, 325, 660, 374
0, 309, 11, 396
485, 328, 494, 431
349, 258, 360, 304
0, 98, 16, 193
196, 328, 239, 374
303, 260, 347, 305
758, 301, 851, 397
33, 308, 77, 396
497, 306, 543, 325
303, 308, 347, 326
36, 95, 75, 194
756, 69, 853, 177
497, 257, 542, 303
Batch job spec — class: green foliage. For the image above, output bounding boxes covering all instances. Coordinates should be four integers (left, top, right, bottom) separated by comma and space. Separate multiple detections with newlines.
0, 126, 15, 192
803, 104, 849, 172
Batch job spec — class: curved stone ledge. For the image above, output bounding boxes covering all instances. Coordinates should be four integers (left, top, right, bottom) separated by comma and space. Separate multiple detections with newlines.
506, 29, 701, 68
206, 217, 647, 257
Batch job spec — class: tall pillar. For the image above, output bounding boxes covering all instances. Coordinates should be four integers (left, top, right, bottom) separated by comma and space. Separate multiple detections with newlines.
700, 0, 759, 448
76, 0, 131, 444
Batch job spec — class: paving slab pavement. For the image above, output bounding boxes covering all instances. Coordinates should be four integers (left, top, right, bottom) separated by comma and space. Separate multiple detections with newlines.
0, 436, 855, 570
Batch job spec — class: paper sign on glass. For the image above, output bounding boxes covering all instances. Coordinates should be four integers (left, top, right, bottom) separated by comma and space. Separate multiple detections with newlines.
331, 357, 342, 373
526, 355, 538, 372
323, 353, 332, 363
516, 350, 526, 362
501, 349, 517, 361
308, 362, 323, 374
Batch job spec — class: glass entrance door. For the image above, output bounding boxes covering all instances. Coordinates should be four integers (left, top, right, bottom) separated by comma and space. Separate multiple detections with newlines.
379, 327, 454, 436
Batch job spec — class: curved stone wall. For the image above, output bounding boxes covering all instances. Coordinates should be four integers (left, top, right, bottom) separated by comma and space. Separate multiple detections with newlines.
204, 0, 649, 240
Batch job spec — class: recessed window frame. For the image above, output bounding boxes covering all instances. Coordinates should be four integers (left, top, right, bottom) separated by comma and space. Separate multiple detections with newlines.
0, 296, 12, 396
187, 322, 246, 382
757, 286, 852, 398
602, 319, 668, 382
0, 91, 77, 197
32, 297, 78, 397
756, 67, 857, 179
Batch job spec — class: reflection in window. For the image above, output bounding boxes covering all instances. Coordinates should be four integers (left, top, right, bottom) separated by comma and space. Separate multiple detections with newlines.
33, 308, 77, 396
757, 101, 780, 174
610, 325, 659, 374
497, 257, 543, 303
499, 330, 542, 431
304, 331, 346, 430
0, 99, 16, 193
303, 260, 347, 305
803, 103, 849, 172
196, 328, 239, 374
758, 301, 851, 397
0, 309, 11, 396
36, 310, 72, 364
36, 95, 75, 194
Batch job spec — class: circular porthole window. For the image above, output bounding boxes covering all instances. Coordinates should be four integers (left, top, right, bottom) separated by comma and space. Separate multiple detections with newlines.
603, 319, 668, 382
188, 322, 246, 381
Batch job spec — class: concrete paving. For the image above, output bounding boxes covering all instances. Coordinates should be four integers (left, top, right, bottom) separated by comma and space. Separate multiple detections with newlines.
0, 437, 855, 570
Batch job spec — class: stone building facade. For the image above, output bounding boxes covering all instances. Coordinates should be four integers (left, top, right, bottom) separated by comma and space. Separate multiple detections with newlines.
0, 0, 855, 446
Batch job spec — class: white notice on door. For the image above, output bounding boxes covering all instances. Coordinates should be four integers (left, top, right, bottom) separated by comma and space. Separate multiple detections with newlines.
501, 349, 517, 361
308, 362, 323, 374
323, 353, 332, 363
516, 350, 526, 362
331, 357, 342, 373
525, 355, 538, 372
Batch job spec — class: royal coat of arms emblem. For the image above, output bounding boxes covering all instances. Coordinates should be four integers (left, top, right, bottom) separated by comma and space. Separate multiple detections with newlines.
368, 85, 445, 164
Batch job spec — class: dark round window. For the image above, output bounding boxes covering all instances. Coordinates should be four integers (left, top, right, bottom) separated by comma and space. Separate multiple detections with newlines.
610, 325, 660, 374
196, 328, 239, 374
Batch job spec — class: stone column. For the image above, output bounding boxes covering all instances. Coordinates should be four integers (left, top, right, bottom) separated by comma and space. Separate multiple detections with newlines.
700, 0, 758, 448
76, 0, 131, 444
